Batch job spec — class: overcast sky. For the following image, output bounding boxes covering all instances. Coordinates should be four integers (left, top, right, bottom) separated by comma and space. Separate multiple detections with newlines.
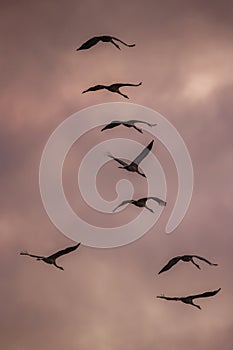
1, 1, 233, 349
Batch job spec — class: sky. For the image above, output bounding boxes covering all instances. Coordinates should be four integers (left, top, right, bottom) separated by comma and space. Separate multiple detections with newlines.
1, 0, 233, 349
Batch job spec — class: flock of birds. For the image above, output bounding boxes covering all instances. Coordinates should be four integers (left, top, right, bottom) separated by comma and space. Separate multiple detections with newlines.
157, 255, 220, 309
20, 34, 221, 310
20, 244, 220, 310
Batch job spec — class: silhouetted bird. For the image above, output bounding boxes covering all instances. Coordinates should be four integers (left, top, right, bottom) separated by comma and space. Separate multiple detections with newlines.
101, 120, 157, 133
20, 243, 81, 271
157, 288, 221, 310
113, 197, 166, 213
82, 82, 142, 99
158, 255, 218, 274
107, 140, 154, 177
76, 35, 135, 51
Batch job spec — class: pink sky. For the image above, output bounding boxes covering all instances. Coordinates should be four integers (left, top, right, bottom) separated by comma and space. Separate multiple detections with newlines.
1, 1, 233, 349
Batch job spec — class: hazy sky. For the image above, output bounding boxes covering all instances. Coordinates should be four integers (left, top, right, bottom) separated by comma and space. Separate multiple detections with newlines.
1, 1, 233, 349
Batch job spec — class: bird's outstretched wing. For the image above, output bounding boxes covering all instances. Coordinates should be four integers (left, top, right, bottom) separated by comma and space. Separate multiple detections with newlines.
111, 37, 136, 47
158, 256, 182, 274
76, 37, 101, 51
147, 197, 167, 206
101, 119, 156, 133
113, 200, 133, 212
101, 121, 122, 131
20, 251, 44, 259
189, 288, 221, 300
123, 120, 156, 134
193, 255, 218, 266
48, 243, 81, 260
82, 85, 105, 93
112, 82, 142, 88
125, 120, 157, 127
131, 140, 154, 165
106, 153, 128, 167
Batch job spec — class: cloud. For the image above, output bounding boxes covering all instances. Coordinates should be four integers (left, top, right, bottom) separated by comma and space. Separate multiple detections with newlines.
1, 1, 232, 349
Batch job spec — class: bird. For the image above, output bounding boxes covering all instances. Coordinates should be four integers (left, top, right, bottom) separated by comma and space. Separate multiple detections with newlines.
107, 140, 154, 177
20, 243, 81, 271
113, 197, 166, 213
158, 255, 218, 274
76, 35, 135, 51
157, 288, 221, 310
82, 82, 142, 99
101, 120, 157, 133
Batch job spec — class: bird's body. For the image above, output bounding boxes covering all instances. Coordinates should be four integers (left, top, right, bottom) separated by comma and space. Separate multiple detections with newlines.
20, 243, 81, 271
158, 254, 218, 274
76, 35, 135, 51
107, 140, 154, 177
113, 196, 166, 213
82, 82, 142, 99
101, 120, 157, 133
157, 288, 221, 310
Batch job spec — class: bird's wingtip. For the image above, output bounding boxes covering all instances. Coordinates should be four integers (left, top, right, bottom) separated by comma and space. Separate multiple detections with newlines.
147, 139, 154, 147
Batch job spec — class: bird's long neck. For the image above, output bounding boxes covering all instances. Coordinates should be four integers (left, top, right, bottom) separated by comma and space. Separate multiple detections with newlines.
133, 125, 143, 133
191, 301, 201, 310
117, 91, 129, 99
54, 262, 63, 271
145, 204, 154, 213
137, 169, 146, 177
191, 259, 200, 269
